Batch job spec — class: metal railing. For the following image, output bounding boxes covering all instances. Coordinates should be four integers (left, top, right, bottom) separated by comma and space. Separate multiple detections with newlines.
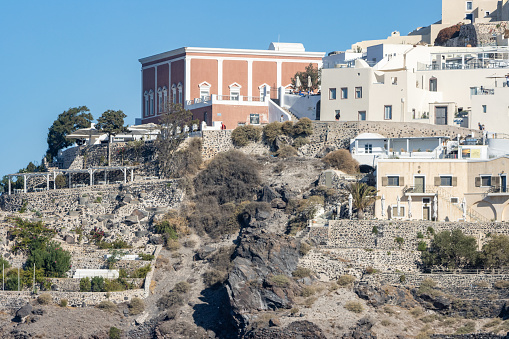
403, 185, 437, 194
485, 185, 509, 194
470, 87, 495, 95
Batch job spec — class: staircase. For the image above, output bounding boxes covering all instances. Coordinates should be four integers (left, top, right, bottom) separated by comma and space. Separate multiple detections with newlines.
435, 187, 489, 223
281, 107, 299, 122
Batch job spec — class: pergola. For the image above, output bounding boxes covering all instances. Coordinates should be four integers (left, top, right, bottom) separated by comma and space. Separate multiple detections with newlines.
5, 166, 137, 195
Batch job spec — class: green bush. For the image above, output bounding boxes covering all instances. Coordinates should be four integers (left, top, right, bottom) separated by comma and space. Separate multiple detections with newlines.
417, 241, 428, 251
293, 117, 313, 136
0, 258, 10, 273
292, 267, 312, 279
421, 229, 477, 269
59, 299, 68, 307
300, 286, 316, 297
128, 297, 145, 315
299, 242, 311, 256
455, 321, 476, 334
138, 253, 155, 261
37, 293, 52, 305
26, 241, 71, 278
109, 327, 121, 339
270, 275, 290, 287
344, 301, 364, 313
131, 265, 151, 279
417, 232, 424, 239
231, 125, 261, 147
91, 276, 105, 292
80, 277, 91, 292
322, 149, 359, 174
263, 122, 283, 143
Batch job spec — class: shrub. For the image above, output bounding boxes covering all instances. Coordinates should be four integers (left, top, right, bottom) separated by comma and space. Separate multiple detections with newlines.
337, 275, 356, 286
37, 293, 52, 305
98, 300, 117, 312
207, 246, 235, 272
417, 232, 424, 239
55, 174, 67, 189
165, 137, 203, 178
372, 226, 379, 235
417, 241, 427, 251
270, 275, 290, 287
263, 122, 283, 143
395, 237, 404, 245
138, 253, 154, 261
293, 117, 313, 137
281, 121, 294, 136
91, 276, 105, 292
25, 240, 72, 278
231, 125, 261, 147
131, 265, 151, 279
322, 149, 359, 174
276, 145, 298, 158
203, 270, 226, 287
455, 321, 476, 334
418, 278, 439, 295
494, 280, 509, 289
292, 267, 312, 279
80, 277, 91, 292
59, 299, 68, 307
421, 230, 478, 269
301, 286, 316, 297
173, 281, 190, 294
344, 301, 364, 313
109, 327, 121, 339
365, 266, 377, 274
157, 291, 184, 309
290, 307, 300, 315
299, 242, 311, 256
410, 307, 424, 317
292, 137, 309, 149
128, 297, 145, 315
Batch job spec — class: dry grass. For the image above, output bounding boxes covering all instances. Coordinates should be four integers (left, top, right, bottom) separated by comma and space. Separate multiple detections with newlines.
344, 301, 364, 314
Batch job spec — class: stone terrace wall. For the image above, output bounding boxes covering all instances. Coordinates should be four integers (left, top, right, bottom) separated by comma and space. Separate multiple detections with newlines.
0, 180, 181, 214
312, 220, 509, 252
446, 22, 509, 47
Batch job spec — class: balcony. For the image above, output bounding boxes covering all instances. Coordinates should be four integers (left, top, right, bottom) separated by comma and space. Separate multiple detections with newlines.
470, 87, 495, 95
485, 185, 509, 196
185, 94, 268, 109
403, 185, 437, 196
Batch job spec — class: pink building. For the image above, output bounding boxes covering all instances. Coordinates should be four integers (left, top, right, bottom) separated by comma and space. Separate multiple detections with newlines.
139, 43, 324, 128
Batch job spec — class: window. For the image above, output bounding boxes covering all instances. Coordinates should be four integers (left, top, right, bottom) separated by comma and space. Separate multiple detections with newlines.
481, 175, 492, 187
391, 77, 398, 85
341, 88, 348, 99
250, 113, 260, 125
440, 176, 453, 186
199, 82, 211, 100
358, 111, 366, 121
259, 84, 270, 101
355, 87, 362, 99
364, 144, 373, 153
450, 197, 459, 204
177, 83, 183, 104
143, 91, 149, 117
466, 13, 473, 21
384, 105, 392, 120
172, 84, 177, 104
466, 1, 472, 10
423, 198, 431, 204
485, 11, 490, 17
388, 176, 400, 186
149, 89, 154, 116
412, 109, 416, 119
163, 86, 168, 112
335, 110, 340, 120
157, 87, 163, 113
391, 206, 405, 218
329, 88, 337, 100
229, 83, 241, 101
482, 105, 487, 113
430, 77, 437, 92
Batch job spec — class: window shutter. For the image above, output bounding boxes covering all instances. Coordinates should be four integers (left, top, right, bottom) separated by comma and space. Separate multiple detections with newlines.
382, 177, 388, 186
434, 177, 441, 186
475, 177, 481, 187
399, 177, 404, 186
452, 177, 458, 187
493, 176, 500, 186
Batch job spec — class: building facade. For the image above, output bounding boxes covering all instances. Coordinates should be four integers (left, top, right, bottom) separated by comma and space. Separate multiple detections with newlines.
139, 43, 324, 128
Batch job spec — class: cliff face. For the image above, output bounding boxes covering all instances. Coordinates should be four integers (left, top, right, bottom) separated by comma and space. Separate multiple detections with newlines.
226, 229, 300, 333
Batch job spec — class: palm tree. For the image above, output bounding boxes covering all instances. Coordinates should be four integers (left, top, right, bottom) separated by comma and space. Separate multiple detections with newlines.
346, 182, 377, 219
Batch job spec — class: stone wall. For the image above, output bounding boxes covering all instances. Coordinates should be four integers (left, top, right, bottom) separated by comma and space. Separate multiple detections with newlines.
445, 22, 509, 47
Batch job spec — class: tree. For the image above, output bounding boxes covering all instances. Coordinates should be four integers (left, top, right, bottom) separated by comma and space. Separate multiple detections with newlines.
96, 110, 127, 166
46, 106, 93, 161
26, 241, 71, 278
323, 149, 360, 174
346, 182, 376, 219
421, 229, 478, 269
156, 104, 193, 177
480, 234, 509, 269
291, 63, 320, 92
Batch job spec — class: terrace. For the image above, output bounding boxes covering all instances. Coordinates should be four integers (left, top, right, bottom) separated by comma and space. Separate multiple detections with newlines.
184, 94, 268, 110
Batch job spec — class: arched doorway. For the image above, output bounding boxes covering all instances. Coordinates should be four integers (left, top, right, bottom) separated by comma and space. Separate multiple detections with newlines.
472, 201, 497, 221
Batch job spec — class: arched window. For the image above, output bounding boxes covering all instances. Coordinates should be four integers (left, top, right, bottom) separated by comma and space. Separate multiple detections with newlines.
198, 82, 211, 100
157, 87, 163, 114
259, 84, 271, 101
229, 82, 241, 101
143, 91, 149, 117
162, 86, 168, 112
177, 82, 183, 104
171, 84, 177, 104
149, 89, 154, 116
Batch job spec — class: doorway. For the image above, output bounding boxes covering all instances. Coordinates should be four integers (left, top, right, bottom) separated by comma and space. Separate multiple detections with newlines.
435, 107, 448, 125
502, 175, 507, 193
415, 176, 425, 193
423, 197, 431, 220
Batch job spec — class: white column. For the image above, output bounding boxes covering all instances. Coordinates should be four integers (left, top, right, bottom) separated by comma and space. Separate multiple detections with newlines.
123, 168, 127, 184
154, 65, 158, 113
104, 170, 108, 185
89, 170, 93, 186
185, 57, 191, 101
406, 139, 410, 153
23, 175, 26, 193
168, 61, 172, 107
53, 172, 56, 189
276, 61, 282, 91
140, 68, 143, 120
131, 169, 134, 182
247, 60, 253, 98
8, 178, 11, 195
46, 174, 50, 191
217, 59, 223, 96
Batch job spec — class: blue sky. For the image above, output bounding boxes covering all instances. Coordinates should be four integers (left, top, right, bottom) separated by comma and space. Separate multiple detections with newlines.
0, 0, 441, 177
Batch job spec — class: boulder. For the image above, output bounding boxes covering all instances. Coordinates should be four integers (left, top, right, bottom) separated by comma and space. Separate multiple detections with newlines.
259, 186, 281, 203
149, 235, 164, 245
124, 216, 139, 225
131, 209, 148, 220
270, 198, 286, 209
15, 304, 32, 322
64, 235, 75, 244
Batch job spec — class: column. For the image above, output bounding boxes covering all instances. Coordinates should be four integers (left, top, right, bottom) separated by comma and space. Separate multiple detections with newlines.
69, 173, 72, 188
8, 178, 11, 195
217, 59, 223, 96
123, 168, 127, 184
105, 170, 108, 185
185, 57, 191, 101
247, 60, 253, 98
53, 172, 57, 189
131, 169, 134, 182
154, 65, 158, 114
406, 139, 410, 153
46, 174, 50, 191
276, 61, 282, 90
23, 175, 26, 193
89, 169, 93, 186
168, 61, 172, 108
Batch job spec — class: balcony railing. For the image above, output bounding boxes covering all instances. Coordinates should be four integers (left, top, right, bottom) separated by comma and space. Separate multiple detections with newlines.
485, 186, 509, 194
185, 94, 267, 108
403, 185, 437, 195
470, 87, 495, 95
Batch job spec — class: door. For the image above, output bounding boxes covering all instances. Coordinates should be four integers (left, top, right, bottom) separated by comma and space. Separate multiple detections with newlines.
423, 206, 430, 220
415, 176, 425, 193
435, 107, 448, 125
502, 175, 507, 193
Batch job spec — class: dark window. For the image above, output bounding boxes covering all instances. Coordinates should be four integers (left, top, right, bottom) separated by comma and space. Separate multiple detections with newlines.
440, 176, 452, 186
329, 88, 336, 100
364, 144, 373, 153
250, 113, 260, 125
355, 87, 362, 99
341, 88, 348, 99
481, 176, 492, 187
388, 176, 400, 186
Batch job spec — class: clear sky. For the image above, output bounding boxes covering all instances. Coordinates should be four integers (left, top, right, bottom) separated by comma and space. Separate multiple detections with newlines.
0, 0, 441, 177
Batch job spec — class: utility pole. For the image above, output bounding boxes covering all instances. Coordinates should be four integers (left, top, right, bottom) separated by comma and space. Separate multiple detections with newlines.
18, 267, 20, 291
33, 263, 35, 293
